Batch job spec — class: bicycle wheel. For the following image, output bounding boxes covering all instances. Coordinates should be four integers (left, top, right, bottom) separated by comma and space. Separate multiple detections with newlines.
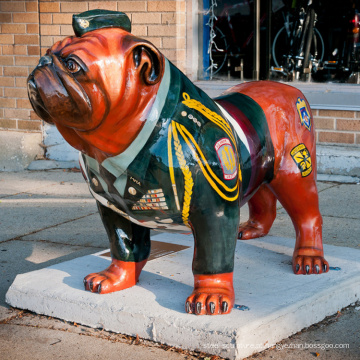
210, 26, 228, 76
272, 24, 298, 76
272, 26, 290, 69
272, 24, 324, 77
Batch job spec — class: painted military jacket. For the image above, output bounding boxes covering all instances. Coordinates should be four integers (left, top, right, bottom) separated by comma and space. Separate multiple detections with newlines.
80, 59, 274, 233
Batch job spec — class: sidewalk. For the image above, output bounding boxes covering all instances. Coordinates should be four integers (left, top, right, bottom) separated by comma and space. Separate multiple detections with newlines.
0, 170, 359, 359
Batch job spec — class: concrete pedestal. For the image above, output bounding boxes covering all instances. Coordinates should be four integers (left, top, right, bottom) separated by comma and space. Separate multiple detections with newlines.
6, 234, 360, 359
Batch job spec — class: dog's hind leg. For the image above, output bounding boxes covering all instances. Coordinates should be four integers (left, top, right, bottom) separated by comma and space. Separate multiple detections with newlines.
238, 184, 277, 240
268, 171, 329, 275
84, 202, 150, 294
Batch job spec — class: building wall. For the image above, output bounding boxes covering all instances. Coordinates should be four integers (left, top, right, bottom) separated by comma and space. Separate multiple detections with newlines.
0, 0, 41, 133
313, 110, 360, 145
0, 0, 359, 170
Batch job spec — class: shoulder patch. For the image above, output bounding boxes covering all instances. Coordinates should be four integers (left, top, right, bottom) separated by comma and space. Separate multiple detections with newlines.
296, 98, 311, 131
290, 143, 312, 177
215, 138, 238, 180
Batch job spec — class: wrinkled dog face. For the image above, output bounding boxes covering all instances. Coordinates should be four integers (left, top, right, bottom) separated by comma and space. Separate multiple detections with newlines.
28, 28, 164, 153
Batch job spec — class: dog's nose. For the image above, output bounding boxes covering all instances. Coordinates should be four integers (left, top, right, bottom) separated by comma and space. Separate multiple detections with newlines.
38, 55, 52, 67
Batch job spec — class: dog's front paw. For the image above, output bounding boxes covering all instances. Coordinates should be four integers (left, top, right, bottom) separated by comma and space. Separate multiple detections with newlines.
293, 255, 329, 275
84, 259, 147, 294
185, 291, 234, 315
185, 273, 235, 315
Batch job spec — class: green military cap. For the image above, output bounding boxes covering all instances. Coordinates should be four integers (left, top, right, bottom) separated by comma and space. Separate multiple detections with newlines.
72, 9, 131, 37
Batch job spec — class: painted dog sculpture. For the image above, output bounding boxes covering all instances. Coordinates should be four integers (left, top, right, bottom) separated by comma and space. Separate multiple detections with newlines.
27, 10, 329, 315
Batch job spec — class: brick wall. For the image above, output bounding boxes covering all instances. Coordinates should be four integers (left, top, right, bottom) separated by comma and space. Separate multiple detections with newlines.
313, 110, 360, 146
0, 0, 41, 133
0, 0, 359, 148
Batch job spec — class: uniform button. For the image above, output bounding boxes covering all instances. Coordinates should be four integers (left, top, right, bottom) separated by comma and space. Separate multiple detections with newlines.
128, 187, 137, 195
91, 178, 99, 187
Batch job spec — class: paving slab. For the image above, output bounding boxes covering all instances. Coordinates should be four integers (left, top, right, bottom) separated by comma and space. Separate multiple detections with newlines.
317, 183, 360, 219
246, 304, 360, 360
0, 170, 85, 198
5, 233, 360, 360
0, 194, 97, 242
0, 323, 196, 360
0, 239, 104, 320
21, 213, 107, 248
0, 170, 96, 242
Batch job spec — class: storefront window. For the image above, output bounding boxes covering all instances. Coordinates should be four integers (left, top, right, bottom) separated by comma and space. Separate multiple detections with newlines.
199, 0, 360, 83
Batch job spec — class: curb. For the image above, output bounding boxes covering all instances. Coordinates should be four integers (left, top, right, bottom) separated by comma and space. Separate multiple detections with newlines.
316, 145, 360, 178
27, 160, 79, 171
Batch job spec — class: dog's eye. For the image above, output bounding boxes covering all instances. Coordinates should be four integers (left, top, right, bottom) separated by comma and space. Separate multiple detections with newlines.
65, 59, 81, 73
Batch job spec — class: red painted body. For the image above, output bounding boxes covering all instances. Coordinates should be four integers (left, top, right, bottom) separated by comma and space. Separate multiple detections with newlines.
227, 82, 327, 275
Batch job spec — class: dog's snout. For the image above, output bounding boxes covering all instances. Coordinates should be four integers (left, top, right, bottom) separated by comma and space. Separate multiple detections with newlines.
38, 55, 53, 67
29, 55, 53, 78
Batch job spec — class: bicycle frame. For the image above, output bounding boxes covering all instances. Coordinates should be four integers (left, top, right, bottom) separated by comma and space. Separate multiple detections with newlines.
272, 0, 323, 81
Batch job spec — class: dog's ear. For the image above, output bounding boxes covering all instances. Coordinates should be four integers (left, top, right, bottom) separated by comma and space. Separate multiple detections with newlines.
133, 44, 164, 85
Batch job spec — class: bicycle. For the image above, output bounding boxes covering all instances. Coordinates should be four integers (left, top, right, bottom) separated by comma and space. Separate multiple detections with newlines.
272, 0, 325, 81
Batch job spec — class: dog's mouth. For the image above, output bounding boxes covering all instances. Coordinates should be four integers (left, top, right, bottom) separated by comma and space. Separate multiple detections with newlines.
27, 74, 54, 124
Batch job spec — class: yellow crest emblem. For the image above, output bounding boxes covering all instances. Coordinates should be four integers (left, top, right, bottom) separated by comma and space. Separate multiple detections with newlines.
290, 143, 312, 177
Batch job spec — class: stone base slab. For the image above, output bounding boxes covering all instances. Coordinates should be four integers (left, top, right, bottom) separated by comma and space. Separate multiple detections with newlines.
6, 234, 360, 359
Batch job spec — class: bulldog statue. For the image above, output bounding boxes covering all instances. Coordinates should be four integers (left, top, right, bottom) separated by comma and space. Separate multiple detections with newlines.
27, 10, 329, 315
